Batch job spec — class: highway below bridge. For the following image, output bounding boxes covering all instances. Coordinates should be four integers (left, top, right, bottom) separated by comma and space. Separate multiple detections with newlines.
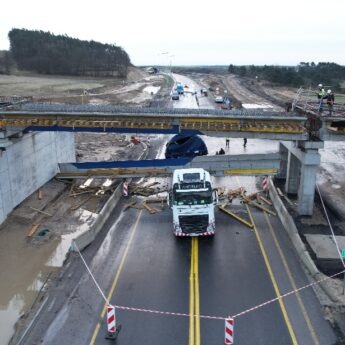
18, 74, 338, 344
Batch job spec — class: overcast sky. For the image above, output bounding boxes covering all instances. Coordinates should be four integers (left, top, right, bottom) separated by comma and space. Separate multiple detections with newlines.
1, 0, 344, 66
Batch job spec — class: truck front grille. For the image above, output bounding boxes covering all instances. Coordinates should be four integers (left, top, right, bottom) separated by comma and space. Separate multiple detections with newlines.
179, 215, 209, 234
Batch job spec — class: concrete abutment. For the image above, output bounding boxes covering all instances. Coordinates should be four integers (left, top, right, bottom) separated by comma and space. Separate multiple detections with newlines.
0, 131, 75, 224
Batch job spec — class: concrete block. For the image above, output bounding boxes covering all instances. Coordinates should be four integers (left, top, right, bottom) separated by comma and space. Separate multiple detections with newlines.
305, 234, 345, 271
73, 181, 124, 251
270, 179, 340, 303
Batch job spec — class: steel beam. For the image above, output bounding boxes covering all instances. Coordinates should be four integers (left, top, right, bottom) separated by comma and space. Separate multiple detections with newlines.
57, 153, 281, 179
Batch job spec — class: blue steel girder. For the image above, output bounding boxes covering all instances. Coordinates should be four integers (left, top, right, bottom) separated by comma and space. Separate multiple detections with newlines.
57, 153, 281, 179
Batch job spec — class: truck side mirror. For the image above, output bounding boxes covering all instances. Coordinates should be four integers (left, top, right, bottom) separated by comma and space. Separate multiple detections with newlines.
167, 192, 172, 208
212, 189, 218, 205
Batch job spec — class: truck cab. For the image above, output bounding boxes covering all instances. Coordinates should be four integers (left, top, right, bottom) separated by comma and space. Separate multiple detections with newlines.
169, 168, 218, 237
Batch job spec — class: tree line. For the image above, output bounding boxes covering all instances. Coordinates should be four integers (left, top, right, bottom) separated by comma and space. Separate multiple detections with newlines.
228, 62, 345, 90
6, 28, 131, 77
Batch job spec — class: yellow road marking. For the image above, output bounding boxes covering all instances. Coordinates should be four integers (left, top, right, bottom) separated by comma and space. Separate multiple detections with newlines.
194, 238, 200, 345
189, 239, 195, 345
264, 212, 320, 345
189, 238, 200, 345
246, 204, 298, 345
90, 210, 143, 345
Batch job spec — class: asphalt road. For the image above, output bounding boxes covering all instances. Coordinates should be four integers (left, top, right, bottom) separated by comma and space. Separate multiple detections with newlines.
22, 179, 336, 344
20, 76, 337, 345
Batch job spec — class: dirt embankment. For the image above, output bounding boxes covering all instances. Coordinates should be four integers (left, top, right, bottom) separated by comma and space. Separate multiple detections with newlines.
0, 68, 169, 344
0, 67, 166, 106
240, 77, 297, 109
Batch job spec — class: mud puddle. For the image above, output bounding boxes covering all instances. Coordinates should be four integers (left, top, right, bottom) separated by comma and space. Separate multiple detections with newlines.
0, 209, 95, 344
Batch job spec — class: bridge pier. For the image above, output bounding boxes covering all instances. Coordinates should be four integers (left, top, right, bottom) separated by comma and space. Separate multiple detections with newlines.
277, 143, 288, 179
281, 141, 323, 216
285, 150, 300, 194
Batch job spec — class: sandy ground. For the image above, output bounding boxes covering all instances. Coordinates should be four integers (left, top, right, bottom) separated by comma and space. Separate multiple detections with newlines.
0, 68, 167, 344
0, 67, 165, 106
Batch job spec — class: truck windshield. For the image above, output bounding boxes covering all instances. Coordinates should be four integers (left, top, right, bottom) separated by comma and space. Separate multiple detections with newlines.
173, 191, 212, 205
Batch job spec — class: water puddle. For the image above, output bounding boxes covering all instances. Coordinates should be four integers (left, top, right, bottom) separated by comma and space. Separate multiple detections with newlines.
143, 86, 160, 95
46, 209, 97, 267
0, 209, 96, 344
242, 103, 274, 109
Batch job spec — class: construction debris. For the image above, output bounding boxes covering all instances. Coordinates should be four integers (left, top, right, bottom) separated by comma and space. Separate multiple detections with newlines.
243, 197, 276, 216
80, 178, 93, 189
219, 205, 253, 229
70, 196, 93, 211
123, 201, 137, 211
130, 181, 167, 197
143, 202, 158, 214
29, 206, 52, 217
259, 195, 273, 206
218, 184, 276, 223
27, 223, 40, 238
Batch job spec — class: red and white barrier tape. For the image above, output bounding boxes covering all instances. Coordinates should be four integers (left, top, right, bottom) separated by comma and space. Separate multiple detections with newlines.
111, 268, 345, 321
74, 239, 345, 323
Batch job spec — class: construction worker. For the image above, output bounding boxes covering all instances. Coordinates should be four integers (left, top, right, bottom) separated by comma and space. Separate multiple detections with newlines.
225, 137, 230, 148
326, 89, 335, 115
317, 84, 325, 112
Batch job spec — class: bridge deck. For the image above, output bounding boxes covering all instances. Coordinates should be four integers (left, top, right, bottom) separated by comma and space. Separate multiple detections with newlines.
2, 104, 345, 140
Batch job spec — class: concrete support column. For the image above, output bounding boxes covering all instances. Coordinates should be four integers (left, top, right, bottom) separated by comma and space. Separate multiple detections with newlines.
297, 163, 318, 216
285, 151, 300, 194
277, 142, 288, 179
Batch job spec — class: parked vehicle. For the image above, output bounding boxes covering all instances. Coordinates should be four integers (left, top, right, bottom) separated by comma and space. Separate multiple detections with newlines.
165, 134, 208, 158
171, 91, 179, 100
201, 88, 208, 96
215, 96, 224, 103
169, 168, 218, 236
176, 83, 184, 95
221, 97, 233, 109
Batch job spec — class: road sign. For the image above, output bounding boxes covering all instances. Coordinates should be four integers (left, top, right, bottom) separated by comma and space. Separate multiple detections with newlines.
342, 249, 345, 258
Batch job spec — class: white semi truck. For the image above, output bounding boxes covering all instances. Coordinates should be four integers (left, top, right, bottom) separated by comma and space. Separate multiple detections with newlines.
169, 168, 218, 236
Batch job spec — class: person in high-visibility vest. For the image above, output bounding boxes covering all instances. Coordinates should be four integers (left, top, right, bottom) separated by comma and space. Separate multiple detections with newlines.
317, 83, 326, 112
326, 89, 335, 115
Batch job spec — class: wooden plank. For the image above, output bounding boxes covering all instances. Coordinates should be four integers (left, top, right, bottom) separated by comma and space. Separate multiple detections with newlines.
219, 206, 253, 229
143, 202, 157, 214
244, 198, 276, 216
80, 178, 93, 189
123, 201, 137, 211
246, 192, 258, 200
29, 207, 52, 217
27, 224, 40, 237
259, 195, 273, 206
